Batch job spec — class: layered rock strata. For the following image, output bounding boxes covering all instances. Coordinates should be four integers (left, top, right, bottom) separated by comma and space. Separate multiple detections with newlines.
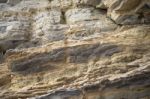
0, 0, 150, 99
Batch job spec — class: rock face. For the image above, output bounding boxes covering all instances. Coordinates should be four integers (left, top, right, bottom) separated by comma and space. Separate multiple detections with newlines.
0, 0, 150, 99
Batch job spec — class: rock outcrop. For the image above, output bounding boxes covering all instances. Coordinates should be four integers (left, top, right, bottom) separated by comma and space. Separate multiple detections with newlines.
0, 0, 150, 99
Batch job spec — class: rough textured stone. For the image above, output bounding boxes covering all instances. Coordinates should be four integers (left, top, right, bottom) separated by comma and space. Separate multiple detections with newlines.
0, 12, 32, 52
107, 0, 150, 24
32, 9, 68, 43
7, 0, 22, 5
65, 7, 102, 24
50, 0, 101, 11
0, 0, 150, 99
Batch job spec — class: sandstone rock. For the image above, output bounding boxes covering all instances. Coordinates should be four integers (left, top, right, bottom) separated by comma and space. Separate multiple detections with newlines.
65, 7, 102, 24
50, 0, 101, 10
50, 0, 72, 11
7, 0, 22, 6
72, 0, 101, 7
0, 18, 31, 52
108, 0, 150, 24
33, 9, 67, 43
32, 89, 83, 99
67, 20, 117, 40
96, 0, 150, 24
9, 0, 49, 11
34, 9, 63, 25
7, 43, 121, 72
33, 24, 69, 43
0, 0, 150, 99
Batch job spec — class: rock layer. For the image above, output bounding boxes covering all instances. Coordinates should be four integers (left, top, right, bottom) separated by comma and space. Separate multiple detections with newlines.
0, 0, 150, 99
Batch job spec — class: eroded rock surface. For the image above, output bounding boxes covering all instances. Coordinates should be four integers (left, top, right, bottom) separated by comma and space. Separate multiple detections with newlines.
0, 0, 150, 99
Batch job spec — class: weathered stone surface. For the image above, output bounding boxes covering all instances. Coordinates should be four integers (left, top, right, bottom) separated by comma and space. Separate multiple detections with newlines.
33, 89, 83, 99
32, 9, 68, 43
7, 43, 122, 73
0, 0, 150, 99
107, 0, 150, 24
67, 20, 117, 40
0, 12, 32, 52
65, 7, 102, 24
9, 0, 49, 11
50, 0, 101, 10
0, 0, 7, 3
7, 0, 22, 5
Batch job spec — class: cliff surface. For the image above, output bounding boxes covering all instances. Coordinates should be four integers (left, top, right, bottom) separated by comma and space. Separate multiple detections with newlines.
0, 0, 150, 99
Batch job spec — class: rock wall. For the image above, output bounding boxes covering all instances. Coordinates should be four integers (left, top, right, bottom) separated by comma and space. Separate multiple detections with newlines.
0, 0, 150, 99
